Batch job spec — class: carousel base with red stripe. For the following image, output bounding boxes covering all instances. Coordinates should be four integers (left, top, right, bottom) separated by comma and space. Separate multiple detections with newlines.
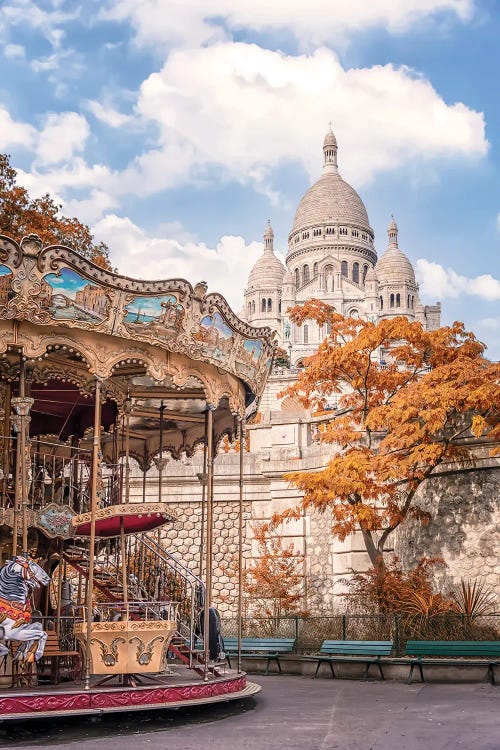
0, 668, 260, 721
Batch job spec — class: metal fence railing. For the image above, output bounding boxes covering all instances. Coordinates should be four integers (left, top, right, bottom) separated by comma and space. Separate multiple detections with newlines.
221, 614, 500, 655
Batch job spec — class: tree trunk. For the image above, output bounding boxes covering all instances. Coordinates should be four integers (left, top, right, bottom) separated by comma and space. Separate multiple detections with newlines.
360, 527, 384, 568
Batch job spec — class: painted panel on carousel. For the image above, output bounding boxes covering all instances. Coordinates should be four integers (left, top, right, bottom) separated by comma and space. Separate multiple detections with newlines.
195, 312, 234, 362
43, 267, 110, 324
123, 294, 184, 339
0, 264, 13, 312
235, 338, 263, 380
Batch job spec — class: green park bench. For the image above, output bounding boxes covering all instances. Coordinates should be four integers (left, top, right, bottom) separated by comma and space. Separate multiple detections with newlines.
223, 637, 296, 674
402, 640, 500, 685
302, 640, 394, 679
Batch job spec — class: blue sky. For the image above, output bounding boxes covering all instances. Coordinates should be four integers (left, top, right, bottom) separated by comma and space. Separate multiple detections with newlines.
0, 1, 498, 357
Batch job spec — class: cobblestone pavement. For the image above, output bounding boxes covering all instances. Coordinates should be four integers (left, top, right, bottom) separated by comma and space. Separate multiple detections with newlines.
3, 676, 499, 750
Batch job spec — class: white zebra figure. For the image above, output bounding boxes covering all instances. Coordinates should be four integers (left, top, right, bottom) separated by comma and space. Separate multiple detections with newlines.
0, 555, 50, 662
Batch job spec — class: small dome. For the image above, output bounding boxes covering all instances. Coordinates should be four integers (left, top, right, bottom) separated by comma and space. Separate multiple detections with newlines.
264, 219, 274, 239
323, 127, 337, 148
247, 221, 286, 290
388, 216, 398, 233
376, 246, 416, 285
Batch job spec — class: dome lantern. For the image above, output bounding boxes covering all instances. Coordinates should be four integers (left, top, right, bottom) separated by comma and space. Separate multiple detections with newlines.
323, 124, 338, 174
388, 215, 398, 247
264, 219, 274, 251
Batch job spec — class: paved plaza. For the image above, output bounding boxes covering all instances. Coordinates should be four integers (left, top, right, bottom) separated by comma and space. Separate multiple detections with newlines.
4, 675, 498, 750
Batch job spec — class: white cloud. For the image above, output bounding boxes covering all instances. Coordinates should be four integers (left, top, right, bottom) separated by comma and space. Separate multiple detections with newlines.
7, 43, 487, 209
35, 112, 90, 167
0, 105, 36, 149
93, 213, 265, 310
416, 259, 500, 301
62, 189, 118, 224
4, 43, 25, 59
0, 1, 79, 51
85, 99, 133, 128
101, 0, 474, 49
125, 43, 487, 194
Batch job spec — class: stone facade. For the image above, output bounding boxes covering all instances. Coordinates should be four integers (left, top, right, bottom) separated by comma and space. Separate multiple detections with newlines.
241, 129, 441, 361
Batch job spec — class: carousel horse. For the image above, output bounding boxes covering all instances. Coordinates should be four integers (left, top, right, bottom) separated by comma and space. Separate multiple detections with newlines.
0, 555, 50, 663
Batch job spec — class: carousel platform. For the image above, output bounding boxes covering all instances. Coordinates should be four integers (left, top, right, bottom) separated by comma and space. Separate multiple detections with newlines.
0, 667, 260, 721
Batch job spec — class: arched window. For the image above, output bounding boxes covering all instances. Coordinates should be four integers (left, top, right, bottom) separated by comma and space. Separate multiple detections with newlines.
303, 324, 309, 344
278, 299, 281, 313
390, 294, 395, 308
411, 295, 415, 308
362, 265, 369, 284
261, 298, 266, 313
325, 321, 332, 335
396, 293, 401, 307
267, 298, 272, 312
407, 294, 411, 308
350, 309, 359, 318
352, 262, 359, 284
294, 268, 300, 288
252, 300, 255, 314
248, 302, 251, 315
341, 261, 348, 277
313, 262, 319, 277
303, 265, 310, 285
379, 296, 383, 310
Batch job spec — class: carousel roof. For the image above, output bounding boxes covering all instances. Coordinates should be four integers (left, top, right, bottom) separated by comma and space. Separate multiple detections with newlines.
0, 233, 276, 464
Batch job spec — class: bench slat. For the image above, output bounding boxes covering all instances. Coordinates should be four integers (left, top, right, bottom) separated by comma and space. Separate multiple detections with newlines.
319, 641, 393, 656
406, 641, 500, 657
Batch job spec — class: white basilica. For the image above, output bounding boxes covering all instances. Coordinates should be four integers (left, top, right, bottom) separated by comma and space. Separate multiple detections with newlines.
137, 129, 497, 617
241, 128, 441, 364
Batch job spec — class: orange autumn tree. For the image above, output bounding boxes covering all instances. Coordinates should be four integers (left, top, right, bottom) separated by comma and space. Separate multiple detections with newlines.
276, 300, 500, 568
0, 153, 111, 268
244, 524, 306, 620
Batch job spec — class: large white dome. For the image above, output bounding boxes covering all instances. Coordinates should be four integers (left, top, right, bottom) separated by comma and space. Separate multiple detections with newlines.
292, 172, 370, 232
287, 128, 375, 262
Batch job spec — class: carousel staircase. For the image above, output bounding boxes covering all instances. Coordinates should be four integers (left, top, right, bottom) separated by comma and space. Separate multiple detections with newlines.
63, 534, 216, 674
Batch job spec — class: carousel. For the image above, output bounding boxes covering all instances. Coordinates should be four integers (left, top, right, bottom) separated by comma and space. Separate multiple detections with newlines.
0, 233, 274, 720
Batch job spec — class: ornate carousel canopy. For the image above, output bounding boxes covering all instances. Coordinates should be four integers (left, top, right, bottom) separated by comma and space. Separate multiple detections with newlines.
0, 233, 276, 464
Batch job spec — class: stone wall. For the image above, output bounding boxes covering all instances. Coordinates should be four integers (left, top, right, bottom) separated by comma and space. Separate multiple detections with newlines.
129, 415, 500, 614
396, 467, 500, 596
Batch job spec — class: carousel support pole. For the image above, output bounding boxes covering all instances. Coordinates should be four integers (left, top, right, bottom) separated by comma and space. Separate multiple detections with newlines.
12, 358, 34, 556
120, 516, 128, 607
198, 409, 208, 578
203, 404, 215, 681
124, 392, 132, 504
1, 382, 11, 510
157, 400, 165, 548
55, 538, 63, 635
84, 378, 102, 691
237, 416, 245, 674
142, 445, 147, 503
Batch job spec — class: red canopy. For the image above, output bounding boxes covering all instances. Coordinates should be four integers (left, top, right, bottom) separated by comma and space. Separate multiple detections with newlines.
71, 503, 175, 538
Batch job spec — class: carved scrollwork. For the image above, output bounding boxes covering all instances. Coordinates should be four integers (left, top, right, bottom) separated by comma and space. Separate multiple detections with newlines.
4, 257, 52, 324
90, 636, 126, 667
130, 635, 165, 666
